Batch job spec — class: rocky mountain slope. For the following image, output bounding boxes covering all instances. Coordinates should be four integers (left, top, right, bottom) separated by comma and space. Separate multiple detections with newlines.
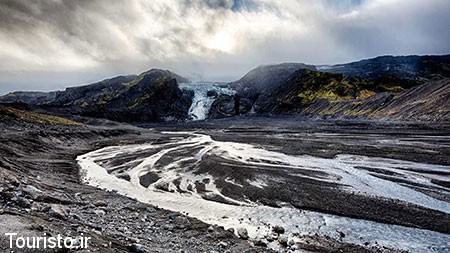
251, 69, 449, 121
320, 55, 450, 81
1, 69, 193, 123
0, 91, 56, 104
209, 63, 317, 117
1, 54, 449, 122
45, 69, 192, 122
231, 63, 317, 95
210, 55, 450, 121
0, 104, 81, 126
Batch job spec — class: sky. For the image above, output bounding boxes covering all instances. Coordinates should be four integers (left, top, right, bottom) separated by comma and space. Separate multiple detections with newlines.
0, 0, 449, 95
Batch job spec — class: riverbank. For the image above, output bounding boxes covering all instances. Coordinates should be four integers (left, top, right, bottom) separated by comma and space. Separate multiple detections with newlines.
0, 116, 403, 252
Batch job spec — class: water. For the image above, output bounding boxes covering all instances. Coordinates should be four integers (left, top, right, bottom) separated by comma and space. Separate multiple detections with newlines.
179, 82, 235, 120
78, 132, 450, 253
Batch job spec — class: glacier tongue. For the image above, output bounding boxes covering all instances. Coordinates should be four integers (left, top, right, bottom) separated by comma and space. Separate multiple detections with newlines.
180, 82, 235, 121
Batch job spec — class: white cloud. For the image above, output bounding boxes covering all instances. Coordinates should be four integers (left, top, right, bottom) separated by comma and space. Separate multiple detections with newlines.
0, 0, 449, 94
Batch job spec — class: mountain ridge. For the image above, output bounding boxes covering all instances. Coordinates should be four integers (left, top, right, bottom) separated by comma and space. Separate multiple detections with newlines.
209, 54, 450, 121
1, 54, 449, 122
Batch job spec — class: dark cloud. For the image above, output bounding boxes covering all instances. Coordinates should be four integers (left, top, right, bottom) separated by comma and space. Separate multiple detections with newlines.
0, 0, 449, 94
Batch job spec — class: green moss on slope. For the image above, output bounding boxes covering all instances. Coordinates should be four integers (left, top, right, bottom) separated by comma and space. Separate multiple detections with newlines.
0, 105, 81, 126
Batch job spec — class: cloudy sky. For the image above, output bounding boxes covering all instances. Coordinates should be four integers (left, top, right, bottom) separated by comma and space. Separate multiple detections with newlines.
0, 0, 449, 94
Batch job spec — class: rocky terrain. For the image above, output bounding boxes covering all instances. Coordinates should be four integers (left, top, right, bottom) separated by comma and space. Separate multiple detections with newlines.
1, 54, 449, 252
0, 106, 405, 252
210, 55, 450, 121
319, 55, 450, 81
1, 69, 193, 123
2, 54, 449, 124
0, 91, 57, 104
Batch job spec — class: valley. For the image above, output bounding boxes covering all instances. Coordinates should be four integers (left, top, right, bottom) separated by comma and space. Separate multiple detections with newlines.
78, 118, 450, 252
1, 54, 450, 252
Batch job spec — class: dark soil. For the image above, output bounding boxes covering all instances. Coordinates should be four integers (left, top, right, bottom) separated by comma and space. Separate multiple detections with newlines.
0, 117, 398, 252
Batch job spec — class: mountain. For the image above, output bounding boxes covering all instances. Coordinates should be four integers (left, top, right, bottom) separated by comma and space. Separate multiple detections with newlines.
319, 55, 450, 81
0, 69, 193, 123
49, 75, 137, 106
255, 69, 450, 121
209, 63, 317, 117
0, 91, 56, 104
0, 104, 81, 126
231, 62, 317, 95
253, 69, 374, 114
356, 78, 450, 121
2, 54, 449, 122
209, 54, 450, 121
44, 69, 193, 122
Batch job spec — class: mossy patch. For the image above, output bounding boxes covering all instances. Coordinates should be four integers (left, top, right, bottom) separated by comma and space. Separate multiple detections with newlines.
379, 85, 404, 92
281, 71, 373, 108
0, 105, 82, 126
122, 74, 145, 87
357, 89, 376, 99
128, 93, 152, 109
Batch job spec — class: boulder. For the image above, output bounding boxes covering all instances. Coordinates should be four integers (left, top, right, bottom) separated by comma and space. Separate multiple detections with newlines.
207, 90, 218, 98
237, 227, 249, 240
272, 225, 285, 234
278, 235, 288, 246
48, 204, 69, 220
130, 243, 145, 253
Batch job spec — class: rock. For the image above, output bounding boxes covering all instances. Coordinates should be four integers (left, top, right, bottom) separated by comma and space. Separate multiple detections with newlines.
237, 228, 249, 240
173, 216, 189, 225
218, 241, 228, 248
207, 226, 215, 232
94, 200, 108, 207
93, 209, 106, 216
71, 213, 82, 220
227, 228, 235, 234
71, 237, 83, 249
208, 95, 253, 118
41, 204, 51, 212
278, 235, 288, 246
253, 239, 267, 247
146, 207, 156, 213
16, 197, 32, 208
168, 212, 178, 220
163, 224, 174, 231
207, 90, 218, 98
118, 226, 128, 232
288, 239, 295, 246
272, 225, 285, 234
24, 185, 42, 195
48, 204, 68, 220
129, 237, 140, 243
337, 230, 346, 238
130, 243, 145, 253
266, 233, 278, 242
290, 244, 299, 251
0, 190, 14, 200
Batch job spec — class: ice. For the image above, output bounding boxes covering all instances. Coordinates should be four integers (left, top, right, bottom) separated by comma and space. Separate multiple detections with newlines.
179, 82, 235, 120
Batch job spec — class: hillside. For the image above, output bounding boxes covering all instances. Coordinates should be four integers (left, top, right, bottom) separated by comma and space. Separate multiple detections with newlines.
0, 104, 81, 126
0, 91, 56, 104
2, 54, 450, 123
210, 55, 450, 121
252, 70, 450, 121
320, 55, 450, 81
0, 69, 193, 123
